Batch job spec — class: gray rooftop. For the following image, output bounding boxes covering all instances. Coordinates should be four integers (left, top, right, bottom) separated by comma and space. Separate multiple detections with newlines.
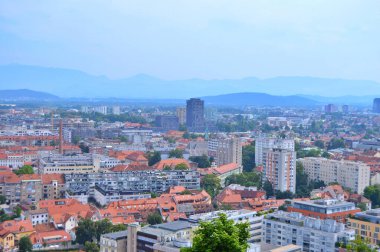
101, 230, 128, 240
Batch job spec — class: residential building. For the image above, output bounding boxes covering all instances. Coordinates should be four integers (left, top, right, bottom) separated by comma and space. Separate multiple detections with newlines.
373, 98, 380, 113
112, 106, 121, 115
188, 140, 208, 156
263, 211, 355, 252
186, 98, 205, 132
0, 171, 21, 204
255, 136, 294, 166
38, 153, 101, 174
299, 157, 370, 194
347, 208, 380, 246
208, 137, 242, 166
100, 230, 128, 252
287, 199, 360, 223
262, 148, 296, 193
20, 174, 43, 205
30, 230, 72, 251
325, 104, 338, 113
176, 107, 186, 125
198, 163, 242, 187
155, 115, 180, 131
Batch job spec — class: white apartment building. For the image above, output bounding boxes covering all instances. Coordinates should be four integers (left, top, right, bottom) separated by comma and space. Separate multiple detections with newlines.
188, 210, 263, 243
299, 157, 370, 194
263, 211, 355, 252
112, 106, 121, 115
94, 106, 108, 115
255, 136, 294, 165
38, 153, 101, 174
262, 148, 296, 193
208, 137, 242, 166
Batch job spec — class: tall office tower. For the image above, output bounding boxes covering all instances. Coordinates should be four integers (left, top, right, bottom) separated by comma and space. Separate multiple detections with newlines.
373, 98, 380, 113
112, 106, 121, 115
262, 148, 296, 193
176, 107, 186, 125
255, 136, 294, 165
208, 137, 242, 166
186, 98, 205, 131
325, 104, 338, 113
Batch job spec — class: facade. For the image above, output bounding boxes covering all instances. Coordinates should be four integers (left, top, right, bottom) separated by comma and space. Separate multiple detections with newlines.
155, 115, 180, 131
176, 107, 186, 125
187, 210, 263, 243
262, 148, 296, 193
0, 172, 21, 204
255, 136, 294, 166
299, 157, 370, 194
188, 140, 208, 157
20, 175, 43, 205
38, 153, 100, 174
94, 185, 151, 206
373, 98, 380, 113
263, 211, 355, 252
347, 208, 380, 246
208, 137, 242, 166
112, 106, 121, 115
28, 209, 49, 226
288, 199, 360, 223
186, 98, 205, 132
100, 230, 128, 252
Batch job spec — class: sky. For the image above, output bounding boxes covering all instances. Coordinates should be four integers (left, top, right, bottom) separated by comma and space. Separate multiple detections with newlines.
0, 0, 380, 81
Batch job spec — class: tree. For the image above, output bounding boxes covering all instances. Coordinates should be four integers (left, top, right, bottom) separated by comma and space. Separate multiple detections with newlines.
169, 148, 184, 158
345, 236, 376, 252
0, 195, 6, 204
263, 180, 274, 197
181, 213, 249, 252
76, 218, 97, 245
357, 202, 367, 212
14, 165, 34, 175
328, 138, 345, 150
189, 155, 211, 168
84, 241, 100, 252
321, 151, 331, 159
242, 144, 255, 172
201, 174, 221, 198
314, 140, 325, 149
19, 236, 33, 252
364, 185, 380, 208
147, 151, 161, 166
275, 190, 295, 199
79, 142, 90, 153
225, 172, 261, 188
175, 163, 189, 170
95, 219, 113, 241
147, 212, 163, 225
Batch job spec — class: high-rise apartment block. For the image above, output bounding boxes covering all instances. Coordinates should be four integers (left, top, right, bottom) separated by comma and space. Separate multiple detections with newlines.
208, 137, 242, 166
373, 98, 380, 113
176, 107, 186, 125
255, 136, 294, 165
186, 98, 205, 131
298, 157, 370, 194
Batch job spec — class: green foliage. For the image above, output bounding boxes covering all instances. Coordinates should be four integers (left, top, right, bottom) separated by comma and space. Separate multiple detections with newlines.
242, 144, 255, 172
346, 236, 377, 251
174, 163, 189, 170
275, 190, 295, 199
14, 165, 34, 175
118, 135, 128, 142
357, 202, 367, 211
79, 142, 90, 153
314, 140, 325, 149
181, 213, 250, 252
189, 155, 211, 168
84, 241, 100, 252
72, 136, 80, 144
179, 124, 187, 131
297, 148, 321, 158
225, 172, 261, 188
310, 120, 324, 133
19, 236, 33, 252
147, 212, 163, 225
364, 184, 380, 208
180, 189, 192, 195
169, 148, 184, 158
216, 115, 256, 132
328, 138, 345, 150
321, 151, 331, 158
201, 174, 221, 198
0, 195, 6, 204
147, 151, 161, 166
295, 161, 325, 197
263, 180, 274, 197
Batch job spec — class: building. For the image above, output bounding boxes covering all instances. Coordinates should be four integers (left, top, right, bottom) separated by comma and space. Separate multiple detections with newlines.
187, 210, 263, 243
325, 104, 338, 113
94, 106, 107, 115
373, 98, 380, 113
208, 137, 242, 166
198, 163, 242, 187
299, 157, 370, 194
20, 174, 43, 205
287, 199, 360, 223
263, 211, 355, 252
0, 171, 21, 204
41, 174, 65, 200
188, 140, 208, 156
38, 153, 100, 174
155, 115, 179, 131
100, 230, 128, 252
262, 148, 296, 193
255, 137, 294, 166
28, 208, 49, 226
186, 98, 205, 132
112, 106, 121, 115
176, 107, 186, 125
94, 185, 151, 206
347, 208, 380, 246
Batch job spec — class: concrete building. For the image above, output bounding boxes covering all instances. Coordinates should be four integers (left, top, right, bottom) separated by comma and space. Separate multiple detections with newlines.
38, 153, 100, 174
347, 208, 380, 246
325, 104, 338, 113
255, 136, 294, 166
263, 211, 355, 252
20, 175, 43, 205
94, 185, 151, 206
186, 98, 205, 132
176, 107, 186, 125
288, 199, 360, 223
94, 106, 107, 115
100, 230, 129, 252
155, 115, 179, 131
112, 106, 121, 115
373, 98, 380, 113
262, 148, 296, 193
298, 157, 370, 194
208, 137, 242, 166
188, 140, 208, 157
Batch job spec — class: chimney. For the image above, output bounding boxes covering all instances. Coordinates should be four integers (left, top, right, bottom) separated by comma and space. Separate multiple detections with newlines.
59, 119, 63, 154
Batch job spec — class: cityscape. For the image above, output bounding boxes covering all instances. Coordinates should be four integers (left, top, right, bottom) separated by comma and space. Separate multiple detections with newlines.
1, 1, 380, 252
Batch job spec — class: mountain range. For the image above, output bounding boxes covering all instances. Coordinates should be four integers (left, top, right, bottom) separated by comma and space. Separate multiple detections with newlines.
1, 64, 380, 101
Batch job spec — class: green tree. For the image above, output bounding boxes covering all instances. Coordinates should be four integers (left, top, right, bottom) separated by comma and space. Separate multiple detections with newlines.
357, 202, 367, 212
201, 174, 221, 198
169, 148, 184, 158
364, 185, 380, 208
76, 218, 97, 245
79, 142, 90, 153
147, 212, 163, 225
225, 172, 261, 188
275, 190, 295, 199
174, 163, 189, 170
0, 195, 6, 204
147, 151, 161, 166
346, 236, 376, 251
263, 180, 274, 197
314, 140, 325, 149
242, 144, 255, 172
19, 236, 33, 252
14, 165, 34, 175
95, 219, 113, 241
189, 155, 211, 168
328, 138, 345, 150
84, 241, 100, 252
181, 213, 249, 252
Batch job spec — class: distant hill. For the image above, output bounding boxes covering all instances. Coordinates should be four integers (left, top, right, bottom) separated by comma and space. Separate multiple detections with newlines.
0, 89, 60, 101
1, 64, 380, 101
202, 93, 318, 107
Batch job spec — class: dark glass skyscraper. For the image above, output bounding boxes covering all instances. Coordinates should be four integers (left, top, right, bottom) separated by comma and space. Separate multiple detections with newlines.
373, 98, 380, 113
186, 98, 205, 131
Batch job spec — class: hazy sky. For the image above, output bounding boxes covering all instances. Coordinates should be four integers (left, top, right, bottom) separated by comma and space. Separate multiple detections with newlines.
1, 0, 380, 81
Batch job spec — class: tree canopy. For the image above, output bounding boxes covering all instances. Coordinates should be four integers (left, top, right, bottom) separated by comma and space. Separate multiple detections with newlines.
201, 174, 221, 198
147, 212, 163, 225
225, 172, 261, 188
181, 213, 249, 252
364, 184, 380, 208
189, 155, 211, 168
146, 151, 161, 166
14, 165, 34, 175
174, 163, 189, 170
169, 148, 184, 158
242, 144, 255, 172
19, 236, 33, 252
